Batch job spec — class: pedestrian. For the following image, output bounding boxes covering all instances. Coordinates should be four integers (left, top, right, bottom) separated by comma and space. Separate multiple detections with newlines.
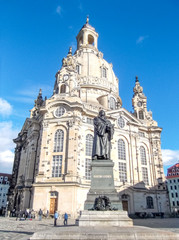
15, 209, 19, 221
46, 210, 49, 218
54, 211, 59, 226
38, 209, 43, 221
64, 212, 68, 225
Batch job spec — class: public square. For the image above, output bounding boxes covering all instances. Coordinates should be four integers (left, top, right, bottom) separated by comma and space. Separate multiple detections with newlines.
0, 217, 179, 240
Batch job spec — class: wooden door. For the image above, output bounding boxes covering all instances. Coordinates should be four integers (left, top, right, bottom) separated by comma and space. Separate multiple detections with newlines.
122, 200, 128, 211
50, 198, 57, 214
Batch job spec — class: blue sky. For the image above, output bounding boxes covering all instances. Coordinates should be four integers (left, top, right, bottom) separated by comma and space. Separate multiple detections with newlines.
0, 0, 179, 174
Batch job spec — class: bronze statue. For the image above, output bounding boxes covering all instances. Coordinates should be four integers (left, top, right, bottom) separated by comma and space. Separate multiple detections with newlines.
92, 110, 114, 160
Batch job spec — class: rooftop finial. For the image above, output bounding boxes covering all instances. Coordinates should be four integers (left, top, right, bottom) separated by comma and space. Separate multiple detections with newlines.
68, 46, 72, 54
135, 76, 139, 82
86, 15, 89, 24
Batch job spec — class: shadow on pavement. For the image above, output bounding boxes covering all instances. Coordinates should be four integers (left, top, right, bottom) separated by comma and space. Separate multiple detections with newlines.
0, 230, 34, 235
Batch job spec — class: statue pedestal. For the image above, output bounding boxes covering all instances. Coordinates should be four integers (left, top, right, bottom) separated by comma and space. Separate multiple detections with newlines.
84, 160, 123, 210
76, 159, 133, 227
76, 210, 133, 227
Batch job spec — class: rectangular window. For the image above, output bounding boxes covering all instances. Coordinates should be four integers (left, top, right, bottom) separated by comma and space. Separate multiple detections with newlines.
171, 186, 173, 190
172, 193, 174, 198
173, 201, 175, 206
86, 118, 93, 125
118, 162, 127, 182
142, 167, 149, 185
139, 132, 145, 137
170, 180, 172, 183
52, 155, 62, 177
102, 68, 107, 78
176, 193, 178, 198
177, 201, 179, 206
174, 179, 176, 183
85, 158, 91, 180
76, 65, 81, 74
175, 185, 177, 190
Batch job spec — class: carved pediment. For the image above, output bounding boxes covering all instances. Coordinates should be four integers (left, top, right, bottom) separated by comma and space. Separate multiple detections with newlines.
107, 108, 141, 126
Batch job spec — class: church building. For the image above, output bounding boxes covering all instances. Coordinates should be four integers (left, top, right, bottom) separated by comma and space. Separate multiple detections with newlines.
8, 18, 170, 217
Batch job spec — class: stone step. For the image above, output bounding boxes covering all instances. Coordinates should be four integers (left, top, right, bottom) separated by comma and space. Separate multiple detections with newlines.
30, 226, 179, 240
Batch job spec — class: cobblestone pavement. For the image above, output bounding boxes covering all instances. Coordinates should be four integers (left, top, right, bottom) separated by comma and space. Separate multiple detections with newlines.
0, 217, 179, 240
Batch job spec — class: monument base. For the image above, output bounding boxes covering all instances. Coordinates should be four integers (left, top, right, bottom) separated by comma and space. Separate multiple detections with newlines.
76, 210, 133, 227
84, 160, 123, 210
30, 226, 179, 240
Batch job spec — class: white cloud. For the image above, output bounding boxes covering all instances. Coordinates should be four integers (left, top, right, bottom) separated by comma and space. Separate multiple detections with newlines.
162, 149, 179, 166
0, 121, 19, 173
0, 98, 12, 117
136, 35, 148, 44
56, 6, 62, 15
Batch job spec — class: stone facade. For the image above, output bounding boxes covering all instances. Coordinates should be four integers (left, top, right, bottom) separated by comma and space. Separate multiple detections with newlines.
9, 19, 170, 218
0, 173, 11, 209
166, 163, 179, 214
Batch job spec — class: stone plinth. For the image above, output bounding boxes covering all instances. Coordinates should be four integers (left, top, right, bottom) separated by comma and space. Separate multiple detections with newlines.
76, 210, 133, 227
84, 160, 123, 210
30, 226, 179, 240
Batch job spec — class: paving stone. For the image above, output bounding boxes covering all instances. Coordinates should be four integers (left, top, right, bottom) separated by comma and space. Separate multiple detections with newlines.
0, 217, 179, 240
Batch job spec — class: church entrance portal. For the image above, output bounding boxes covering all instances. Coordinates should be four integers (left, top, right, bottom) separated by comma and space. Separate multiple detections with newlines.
49, 191, 58, 214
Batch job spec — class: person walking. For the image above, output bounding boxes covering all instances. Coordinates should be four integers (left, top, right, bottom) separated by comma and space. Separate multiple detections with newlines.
38, 209, 43, 221
64, 212, 68, 225
46, 210, 49, 218
54, 211, 59, 226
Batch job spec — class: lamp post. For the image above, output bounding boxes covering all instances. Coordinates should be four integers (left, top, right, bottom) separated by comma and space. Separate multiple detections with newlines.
5, 201, 9, 217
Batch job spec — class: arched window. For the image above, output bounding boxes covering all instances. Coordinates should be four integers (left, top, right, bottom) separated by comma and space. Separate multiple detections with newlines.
140, 146, 147, 165
118, 139, 126, 160
60, 84, 66, 94
86, 134, 93, 156
79, 36, 83, 45
88, 34, 94, 45
54, 130, 64, 152
146, 196, 154, 209
139, 110, 144, 119
109, 97, 116, 110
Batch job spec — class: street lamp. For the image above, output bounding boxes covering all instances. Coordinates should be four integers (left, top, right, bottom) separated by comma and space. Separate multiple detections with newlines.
5, 201, 9, 217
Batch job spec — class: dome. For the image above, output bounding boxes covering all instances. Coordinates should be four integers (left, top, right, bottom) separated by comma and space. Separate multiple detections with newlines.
54, 19, 122, 109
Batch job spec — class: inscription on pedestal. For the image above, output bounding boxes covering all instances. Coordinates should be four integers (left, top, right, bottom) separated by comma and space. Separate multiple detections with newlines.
93, 175, 112, 178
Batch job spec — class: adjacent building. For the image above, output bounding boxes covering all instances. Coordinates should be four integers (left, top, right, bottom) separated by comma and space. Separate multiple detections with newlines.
166, 163, 179, 214
0, 173, 11, 209
8, 19, 170, 217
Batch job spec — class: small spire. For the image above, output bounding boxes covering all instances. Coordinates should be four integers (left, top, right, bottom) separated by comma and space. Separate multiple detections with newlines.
68, 46, 72, 55
135, 76, 139, 82
86, 15, 89, 24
